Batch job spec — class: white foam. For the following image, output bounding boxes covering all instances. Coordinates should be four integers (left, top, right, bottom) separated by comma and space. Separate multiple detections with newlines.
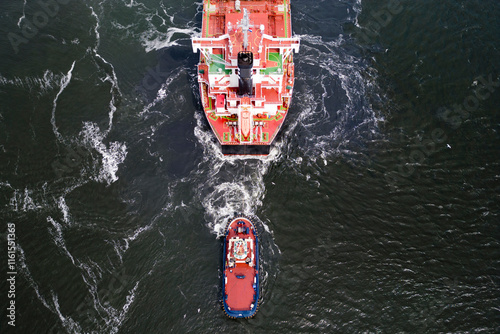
110, 21, 138, 31
140, 69, 183, 115
141, 27, 198, 53
0, 181, 12, 189
47, 216, 76, 265
281, 34, 382, 160
90, 6, 122, 135
17, 0, 27, 27
111, 240, 124, 263
82, 264, 141, 334
17, 245, 52, 310
17, 211, 137, 334
99, 66, 120, 134
79, 122, 127, 185
126, 223, 152, 244
203, 182, 258, 235
123, 0, 148, 9
18, 243, 86, 333
159, 2, 176, 24
9, 189, 18, 211
57, 196, 71, 225
22, 188, 39, 211
110, 221, 154, 262
90, 6, 101, 49
52, 61, 76, 142
52, 292, 82, 334
193, 112, 275, 236
8, 187, 43, 212
46, 212, 139, 333
0, 71, 63, 96
117, 282, 139, 325
353, 0, 363, 28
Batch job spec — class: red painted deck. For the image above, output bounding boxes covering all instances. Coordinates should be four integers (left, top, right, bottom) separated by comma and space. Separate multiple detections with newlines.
225, 264, 255, 310
224, 218, 258, 312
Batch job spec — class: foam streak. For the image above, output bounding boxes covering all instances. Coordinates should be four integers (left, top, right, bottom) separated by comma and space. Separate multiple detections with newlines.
51, 61, 76, 142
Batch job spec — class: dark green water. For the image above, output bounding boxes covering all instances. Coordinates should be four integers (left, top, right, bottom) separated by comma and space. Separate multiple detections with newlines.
0, 0, 499, 333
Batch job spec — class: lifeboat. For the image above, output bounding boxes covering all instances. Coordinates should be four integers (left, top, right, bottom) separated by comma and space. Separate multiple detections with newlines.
222, 216, 259, 318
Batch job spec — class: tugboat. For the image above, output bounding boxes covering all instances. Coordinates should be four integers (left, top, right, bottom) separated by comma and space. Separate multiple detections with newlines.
192, 0, 300, 155
222, 216, 259, 318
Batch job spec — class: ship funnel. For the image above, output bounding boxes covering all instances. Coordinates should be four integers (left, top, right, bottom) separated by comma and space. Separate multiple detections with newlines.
238, 51, 253, 96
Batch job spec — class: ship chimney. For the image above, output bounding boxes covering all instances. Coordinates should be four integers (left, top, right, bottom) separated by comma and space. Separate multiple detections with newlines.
237, 51, 253, 96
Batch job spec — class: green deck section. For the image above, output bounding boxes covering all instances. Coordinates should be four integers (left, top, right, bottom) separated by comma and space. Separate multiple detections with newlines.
262, 52, 283, 75
209, 54, 232, 74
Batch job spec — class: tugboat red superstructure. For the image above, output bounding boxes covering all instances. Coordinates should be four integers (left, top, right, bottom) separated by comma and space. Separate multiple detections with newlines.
193, 0, 300, 155
222, 216, 259, 318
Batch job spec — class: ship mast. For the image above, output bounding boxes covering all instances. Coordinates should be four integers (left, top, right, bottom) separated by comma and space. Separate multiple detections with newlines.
238, 8, 253, 50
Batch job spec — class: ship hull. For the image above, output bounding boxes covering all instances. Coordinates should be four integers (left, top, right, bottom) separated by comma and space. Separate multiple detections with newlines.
221, 144, 270, 155
222, 216, 259, 318
193, 0, 299, 155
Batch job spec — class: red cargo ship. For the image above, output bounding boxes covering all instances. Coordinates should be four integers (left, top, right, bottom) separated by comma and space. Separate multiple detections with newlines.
192, 0, 300, 155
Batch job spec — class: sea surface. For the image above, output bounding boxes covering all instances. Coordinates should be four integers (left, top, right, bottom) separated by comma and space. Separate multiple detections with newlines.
0, 0, 499, 333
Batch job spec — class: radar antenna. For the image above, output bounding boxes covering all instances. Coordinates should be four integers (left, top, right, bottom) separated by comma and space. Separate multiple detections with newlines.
238, 8, 254, 50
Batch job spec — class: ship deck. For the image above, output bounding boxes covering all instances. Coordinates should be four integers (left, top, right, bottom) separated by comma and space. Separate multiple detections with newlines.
193, 0, 299, 153
225, 264, 256, 310
202, 0, 292, 40
223, 218, 258, 314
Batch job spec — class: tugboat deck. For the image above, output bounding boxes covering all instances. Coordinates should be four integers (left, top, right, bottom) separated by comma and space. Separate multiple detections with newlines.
222, 217, 259, 318
225, 264, 255, 310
